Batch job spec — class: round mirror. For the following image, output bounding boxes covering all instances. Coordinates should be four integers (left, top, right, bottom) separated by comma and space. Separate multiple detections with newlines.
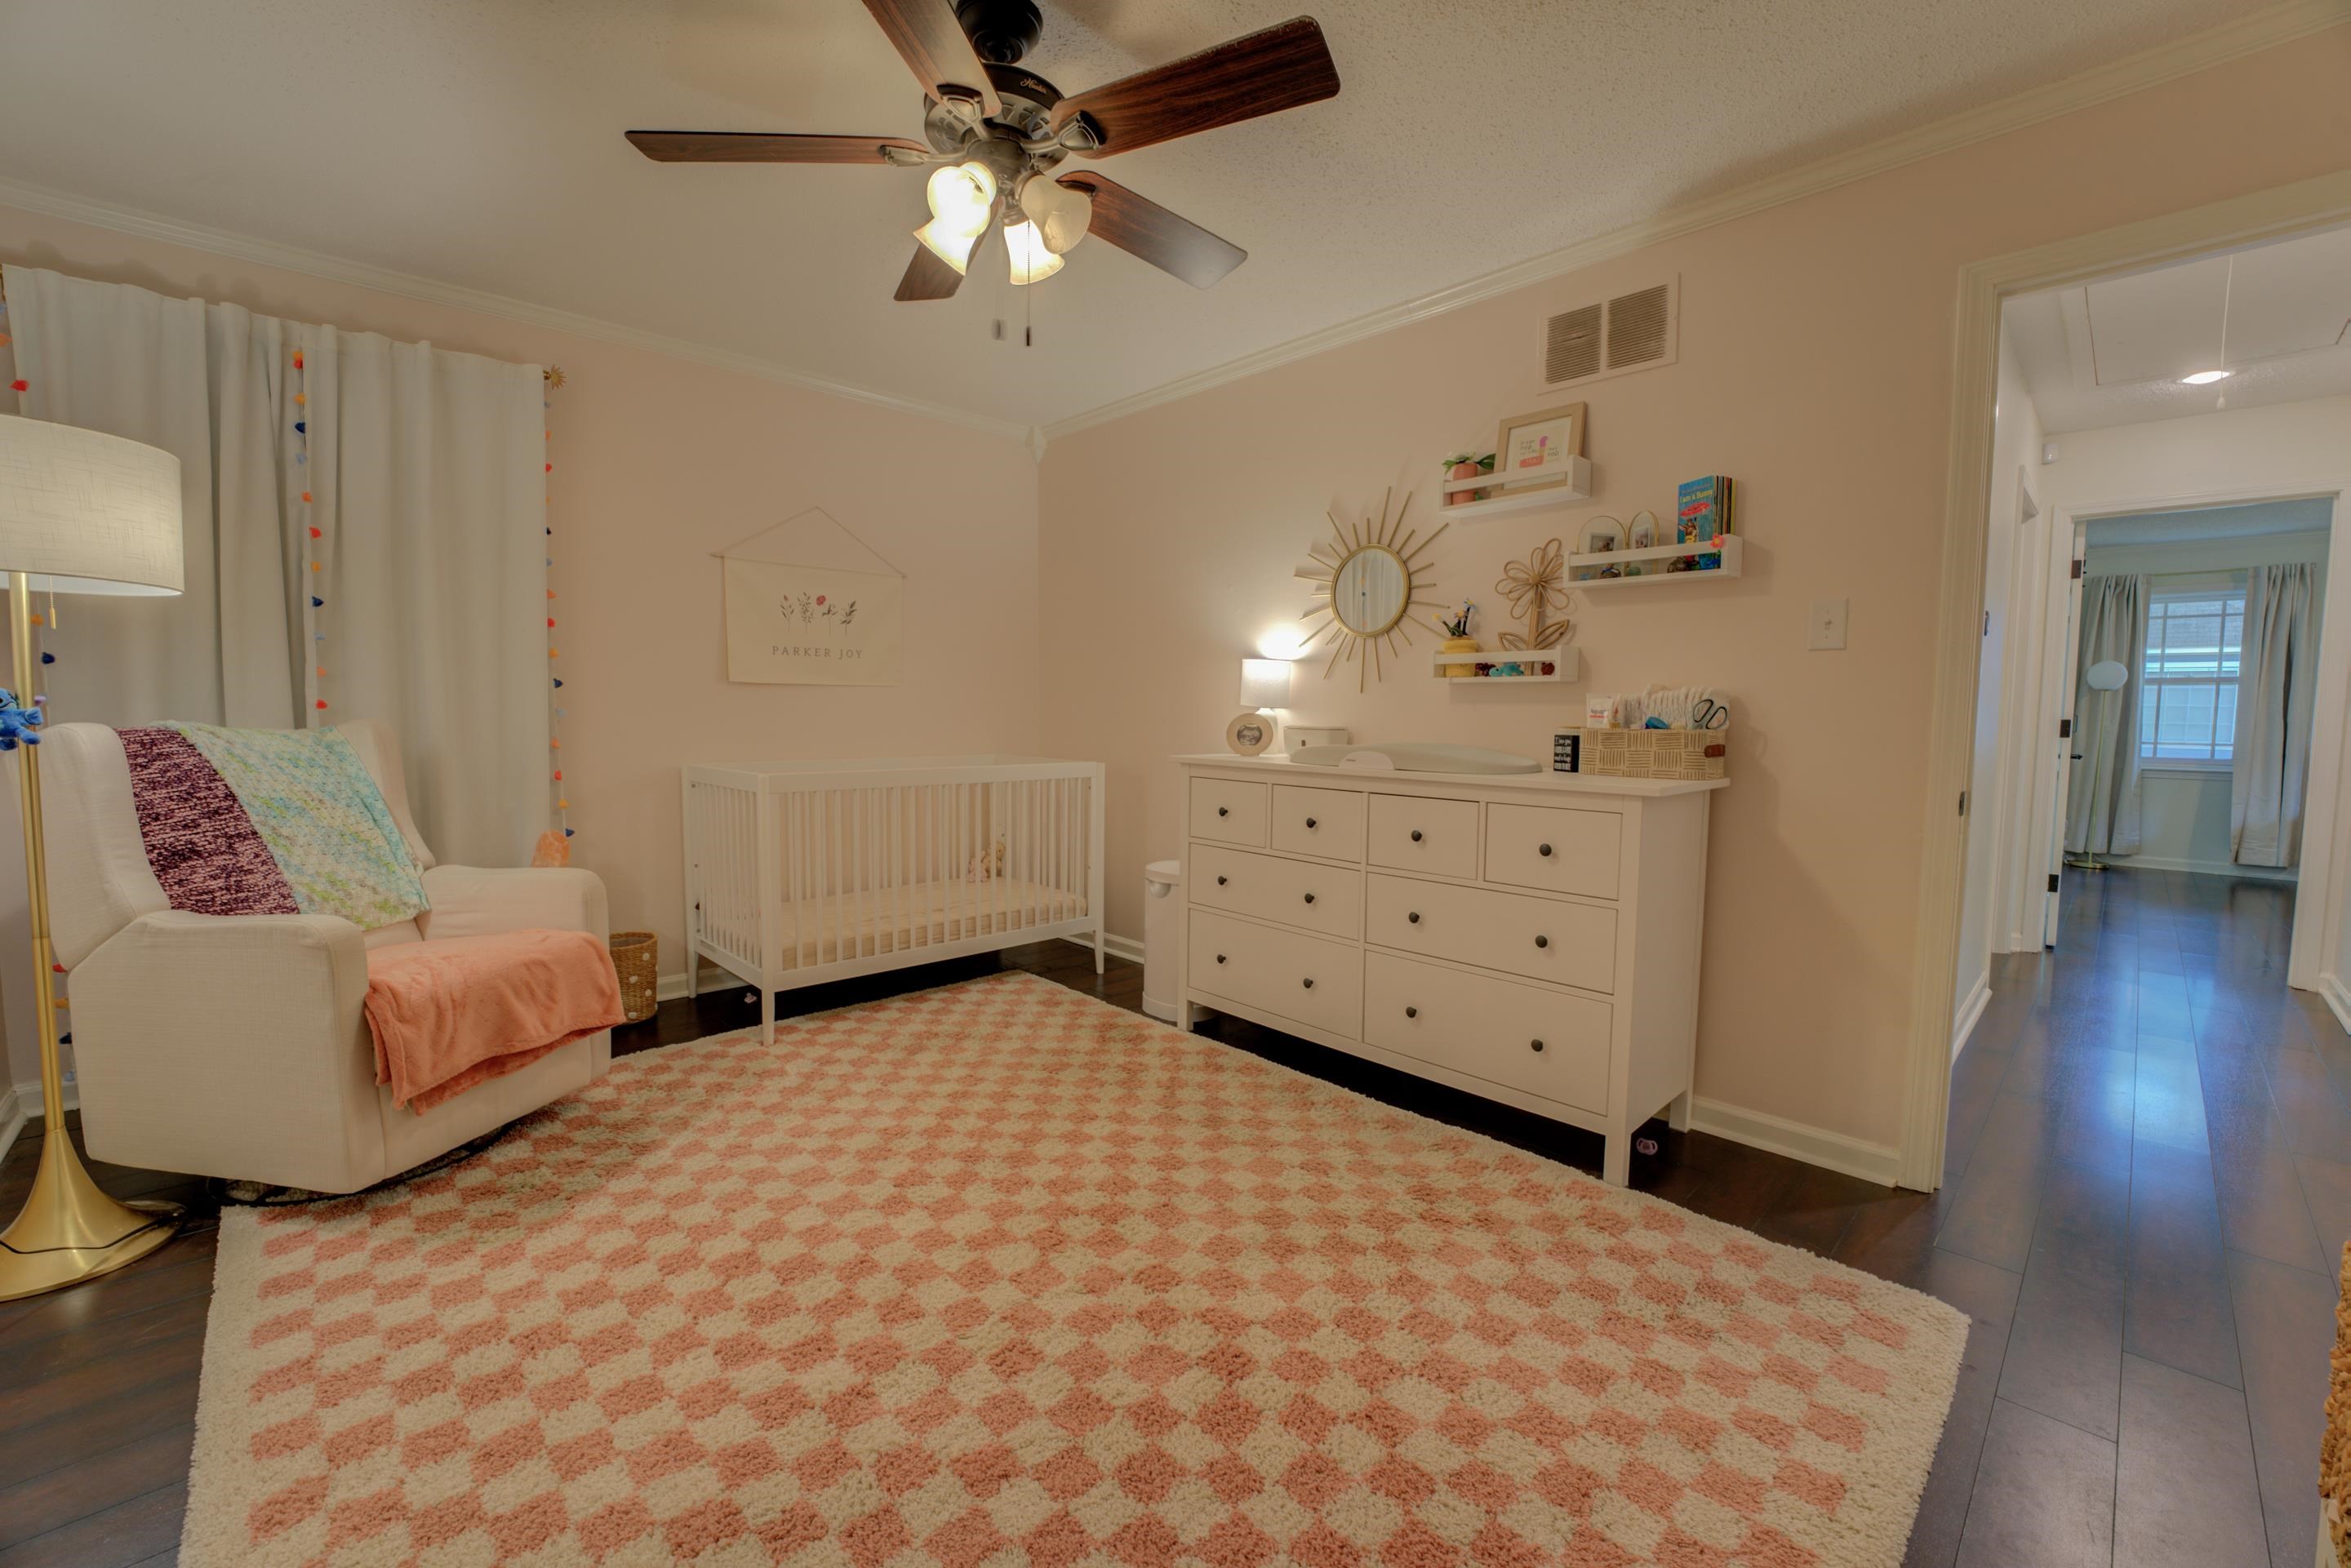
2086, 659, 2128, 691
1332, 546, 1408, 636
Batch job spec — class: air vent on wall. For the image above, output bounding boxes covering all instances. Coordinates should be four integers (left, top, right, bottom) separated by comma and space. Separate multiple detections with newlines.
1542, 278, 1679, 389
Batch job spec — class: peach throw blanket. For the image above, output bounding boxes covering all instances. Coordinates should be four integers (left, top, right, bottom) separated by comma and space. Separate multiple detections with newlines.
364, 929, 624, 1112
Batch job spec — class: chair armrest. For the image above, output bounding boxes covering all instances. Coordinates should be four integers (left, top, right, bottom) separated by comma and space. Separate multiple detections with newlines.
70, 909, 381, 1188
418, 865, 610, 943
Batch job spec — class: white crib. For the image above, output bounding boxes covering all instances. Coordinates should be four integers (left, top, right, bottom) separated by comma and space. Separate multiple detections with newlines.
681, 756, 1106, 1040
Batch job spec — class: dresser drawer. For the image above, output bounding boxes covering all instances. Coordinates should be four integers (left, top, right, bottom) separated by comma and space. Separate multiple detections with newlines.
1191, 844, 1362, 939
1270, 784, 1367, 861
1189, 909, 1362, 1037
1189, 778, 1269, 847
1367, 794, 1479, 878
1365, 874, 1617, 993
1364, 953, 1612, 1113
1486, 803, 1622, 899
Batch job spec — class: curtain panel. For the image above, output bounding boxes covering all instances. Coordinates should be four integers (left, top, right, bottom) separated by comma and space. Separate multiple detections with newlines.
2230, 562, 2318, 868
0, 265, 549, 866
2064, 573, 2148, 858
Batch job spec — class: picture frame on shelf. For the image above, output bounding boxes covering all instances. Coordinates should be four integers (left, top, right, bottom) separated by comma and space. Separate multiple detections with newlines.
1492, 402, 1587, 492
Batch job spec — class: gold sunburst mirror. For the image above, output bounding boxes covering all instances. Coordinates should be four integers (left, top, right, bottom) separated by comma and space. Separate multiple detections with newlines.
1296, 488, 1445, 691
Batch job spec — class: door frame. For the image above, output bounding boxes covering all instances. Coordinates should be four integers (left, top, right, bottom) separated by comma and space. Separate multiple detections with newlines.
1898, 168, 2351, 1192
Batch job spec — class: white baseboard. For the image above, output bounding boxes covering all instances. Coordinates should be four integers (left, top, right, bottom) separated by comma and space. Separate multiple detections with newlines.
1952, 971, 1993, 1063
2318, 972, 2351, 1037
1687, 1096, 1904, 1188
1061, 931, 1144, 966
2101, 853, 2297, 882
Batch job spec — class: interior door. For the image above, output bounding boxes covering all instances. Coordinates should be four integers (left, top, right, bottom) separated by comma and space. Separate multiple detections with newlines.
2040, 531, 2088, 945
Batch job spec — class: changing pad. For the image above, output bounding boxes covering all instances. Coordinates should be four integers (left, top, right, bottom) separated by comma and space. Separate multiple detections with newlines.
1289, 743, 1541, 774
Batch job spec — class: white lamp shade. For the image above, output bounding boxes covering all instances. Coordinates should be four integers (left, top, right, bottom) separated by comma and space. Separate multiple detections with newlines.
0, 417, 184, 595
2086, 660, 2129, 691
1240, 657, 1292, 710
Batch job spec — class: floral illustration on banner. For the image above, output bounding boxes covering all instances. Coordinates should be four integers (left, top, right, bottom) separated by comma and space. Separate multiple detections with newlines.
718, 508, 904, 687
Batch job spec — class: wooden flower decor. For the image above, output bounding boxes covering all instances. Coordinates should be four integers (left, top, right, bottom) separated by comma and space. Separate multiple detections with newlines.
1495, 538, 1572, 651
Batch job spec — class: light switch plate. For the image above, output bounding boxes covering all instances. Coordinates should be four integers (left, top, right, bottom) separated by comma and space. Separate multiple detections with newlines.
1809, 598, 1848, 651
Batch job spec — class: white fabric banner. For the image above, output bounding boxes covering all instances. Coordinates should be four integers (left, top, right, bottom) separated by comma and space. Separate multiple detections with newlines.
723, 558, 903, 685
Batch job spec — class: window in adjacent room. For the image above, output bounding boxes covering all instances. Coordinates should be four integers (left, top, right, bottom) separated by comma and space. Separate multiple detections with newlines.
2140, 582, 2245, 765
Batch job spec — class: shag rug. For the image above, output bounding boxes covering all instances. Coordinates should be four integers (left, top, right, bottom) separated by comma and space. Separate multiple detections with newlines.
184, 971, 1966, 1566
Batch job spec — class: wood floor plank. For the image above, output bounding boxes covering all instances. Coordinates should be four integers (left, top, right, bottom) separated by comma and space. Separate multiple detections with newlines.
0, 1481, 184, 1568
2207, 1096, 2330, 1272
2227, 1248, 2333, 1568
0, 1425, 193, 1551
2113, 1353, 2269, 1568
2124, 1138, 2242, 1389
1996, 1154, 2131, 1440
1895, 1249, 2024, 1568
1935, 1092, 2055, 1274
1951, 1397, 2117, 1568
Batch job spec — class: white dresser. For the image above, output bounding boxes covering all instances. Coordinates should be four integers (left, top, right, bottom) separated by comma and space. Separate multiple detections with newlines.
1175, 753, 1723, 1184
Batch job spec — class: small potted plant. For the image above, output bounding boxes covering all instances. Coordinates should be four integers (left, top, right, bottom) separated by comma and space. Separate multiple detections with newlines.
1442, 451, 1495, 507
1434, 602, 1479, 677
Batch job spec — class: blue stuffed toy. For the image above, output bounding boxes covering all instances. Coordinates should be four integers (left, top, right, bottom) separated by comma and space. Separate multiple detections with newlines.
0, 689, 44, 751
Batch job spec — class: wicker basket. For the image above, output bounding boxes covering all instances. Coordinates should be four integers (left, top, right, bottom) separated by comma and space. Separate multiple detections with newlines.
1555, 726, 1727, 780
608, 931, 659, 1024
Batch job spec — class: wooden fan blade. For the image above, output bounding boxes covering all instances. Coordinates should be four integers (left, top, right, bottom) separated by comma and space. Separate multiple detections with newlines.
1057, 175, 1246, 289
1051, 16, 1339, 157
626, 131, 926, 164
895, 244, 965, 301
859, 0, 1002, 115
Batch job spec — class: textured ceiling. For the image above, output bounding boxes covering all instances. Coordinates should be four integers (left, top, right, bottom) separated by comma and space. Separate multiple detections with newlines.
0, 0, 2278, 429
2007, 223, 2351, 434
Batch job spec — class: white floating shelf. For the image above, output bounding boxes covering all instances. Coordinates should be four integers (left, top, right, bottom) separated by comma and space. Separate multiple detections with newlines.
1569, 535, 1744, 587
1434, 455, 1593, 519
1430, 646, 1580, 682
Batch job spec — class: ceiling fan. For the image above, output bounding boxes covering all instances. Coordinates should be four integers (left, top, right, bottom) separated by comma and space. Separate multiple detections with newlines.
626, 0, 1340, 300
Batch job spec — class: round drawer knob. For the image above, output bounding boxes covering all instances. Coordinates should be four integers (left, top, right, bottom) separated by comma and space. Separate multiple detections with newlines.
1407, 911, 1421, 924
1303, 892, 1317, 905
1218, 806, 1229, 818
1539, 843, 1553, 857
1535, 935, 1550, 949
1215, 953, 1228, 964
1410, 829, 1424, 842
1216, 875, 1228, 886
1405, 1006, 1418, 1019
1305, 817, 1318, 829
1530, 1039, 1545, 1054
1301, 977, 1315, 989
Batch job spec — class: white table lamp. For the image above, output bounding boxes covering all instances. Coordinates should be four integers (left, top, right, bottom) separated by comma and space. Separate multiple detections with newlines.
1240, 657, 1292, 712
0, 416, 186, 1302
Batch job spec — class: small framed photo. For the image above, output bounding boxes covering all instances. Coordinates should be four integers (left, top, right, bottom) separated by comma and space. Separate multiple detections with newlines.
1493, 402, 1586, 492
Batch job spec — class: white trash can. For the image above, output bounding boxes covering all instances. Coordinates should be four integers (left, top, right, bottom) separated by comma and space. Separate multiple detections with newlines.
1142, 860, 1191, 1024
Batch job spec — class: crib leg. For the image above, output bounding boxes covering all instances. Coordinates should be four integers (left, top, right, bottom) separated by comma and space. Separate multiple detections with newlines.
759, 988, 774, 1047
1094, 925, 1105, 975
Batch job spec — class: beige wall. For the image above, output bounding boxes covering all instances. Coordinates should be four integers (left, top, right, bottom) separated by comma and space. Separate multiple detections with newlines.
0, 204, 1040, 1094
1037, 33, 2351, 1153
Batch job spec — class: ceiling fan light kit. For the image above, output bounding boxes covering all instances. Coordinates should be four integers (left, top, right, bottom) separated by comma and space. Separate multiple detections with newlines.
625, 0, 1339, 302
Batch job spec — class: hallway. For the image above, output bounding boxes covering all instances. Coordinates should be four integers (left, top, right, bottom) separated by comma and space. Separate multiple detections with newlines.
1890, 868, 2345, 1567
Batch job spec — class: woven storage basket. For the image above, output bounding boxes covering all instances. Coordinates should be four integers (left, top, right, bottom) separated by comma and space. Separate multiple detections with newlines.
608, 931, 659, 1024
1558, 726, 1727, 780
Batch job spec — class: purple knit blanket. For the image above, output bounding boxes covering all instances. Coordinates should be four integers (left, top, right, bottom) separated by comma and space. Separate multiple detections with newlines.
118, 727, 300, 916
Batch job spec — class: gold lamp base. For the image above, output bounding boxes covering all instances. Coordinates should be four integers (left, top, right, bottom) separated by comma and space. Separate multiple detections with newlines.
0, 1136, 180, 1302
0, 568, 182, 1300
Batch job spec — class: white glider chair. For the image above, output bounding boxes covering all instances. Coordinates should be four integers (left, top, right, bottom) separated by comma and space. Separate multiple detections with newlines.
42, 718, 611, 1193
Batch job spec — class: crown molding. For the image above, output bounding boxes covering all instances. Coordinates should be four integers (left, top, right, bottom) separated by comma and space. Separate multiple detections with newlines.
1038, 0, 2350, 446
0, 175, 1033, 443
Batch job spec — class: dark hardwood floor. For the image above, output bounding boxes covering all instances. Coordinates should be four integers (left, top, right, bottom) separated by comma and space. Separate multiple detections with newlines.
1, 870, 2341, 1566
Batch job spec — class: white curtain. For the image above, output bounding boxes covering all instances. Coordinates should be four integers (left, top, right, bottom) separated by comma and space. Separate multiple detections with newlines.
2064, 573, 2149, 857
2, 264, 549, 864
2230, 562, 2318, 868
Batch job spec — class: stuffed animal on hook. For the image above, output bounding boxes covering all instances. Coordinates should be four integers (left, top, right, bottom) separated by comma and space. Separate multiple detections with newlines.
0, 689, 43, 750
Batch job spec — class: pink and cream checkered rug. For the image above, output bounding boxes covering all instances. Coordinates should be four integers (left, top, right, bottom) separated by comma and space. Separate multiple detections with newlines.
184, 971, 1966, 1566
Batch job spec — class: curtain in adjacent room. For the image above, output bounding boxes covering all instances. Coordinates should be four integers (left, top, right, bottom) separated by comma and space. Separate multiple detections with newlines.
0, 264, 549, 865
2064, 573, 2149, 857
2230, 561, 2318, 868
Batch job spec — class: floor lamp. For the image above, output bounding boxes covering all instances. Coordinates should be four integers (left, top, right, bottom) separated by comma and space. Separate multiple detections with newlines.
0, 416, 187, 1302
2064, 657, 2132, 874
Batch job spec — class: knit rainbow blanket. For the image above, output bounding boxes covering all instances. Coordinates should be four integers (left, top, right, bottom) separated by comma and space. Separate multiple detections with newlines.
119, 724, 429, 931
